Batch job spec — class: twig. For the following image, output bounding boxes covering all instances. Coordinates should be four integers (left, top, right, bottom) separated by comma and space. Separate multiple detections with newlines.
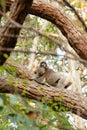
0, 47, 87, 64
0, 34, 35, 39
62, 0, 87, 32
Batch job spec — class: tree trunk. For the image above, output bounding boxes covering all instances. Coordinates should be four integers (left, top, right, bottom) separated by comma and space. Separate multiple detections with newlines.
0, 0, 33, 65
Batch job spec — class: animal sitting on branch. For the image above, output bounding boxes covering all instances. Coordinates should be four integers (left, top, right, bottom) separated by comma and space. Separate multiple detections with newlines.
33, 61, 72, 89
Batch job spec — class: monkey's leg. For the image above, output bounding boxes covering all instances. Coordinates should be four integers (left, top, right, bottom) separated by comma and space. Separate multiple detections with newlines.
56, 78, 65, 89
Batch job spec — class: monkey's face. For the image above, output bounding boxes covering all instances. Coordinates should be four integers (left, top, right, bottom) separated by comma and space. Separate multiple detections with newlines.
32, 62, 47, 80
40, 62, 47, 69
34, 66, 46, 78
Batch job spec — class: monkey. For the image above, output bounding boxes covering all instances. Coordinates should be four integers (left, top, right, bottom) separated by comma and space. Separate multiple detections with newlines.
33, 61, 72, 89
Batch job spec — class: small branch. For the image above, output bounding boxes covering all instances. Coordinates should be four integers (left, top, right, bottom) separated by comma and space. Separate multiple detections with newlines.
62, 0, 87, 32
0, 21, 86, 65
0, 34, 35, 39
1, 47, 87, 64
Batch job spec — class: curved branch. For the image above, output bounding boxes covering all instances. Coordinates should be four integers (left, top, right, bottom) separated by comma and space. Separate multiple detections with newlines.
29, 1, 87, 60
0, 76, 87, 120
62, 0, 87, 32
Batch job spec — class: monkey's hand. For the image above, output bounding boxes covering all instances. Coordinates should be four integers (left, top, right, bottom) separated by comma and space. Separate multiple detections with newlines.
34, 79, 51, 87
34, 79, 45, 85
43, 82, 52, 87
30, 75, 52, 87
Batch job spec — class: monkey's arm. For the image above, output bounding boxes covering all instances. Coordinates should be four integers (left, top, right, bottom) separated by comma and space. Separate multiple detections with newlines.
34, 79, 45, 85
35, 76, 46, 84
34, 76, 52, 87
35, 79, 51, 87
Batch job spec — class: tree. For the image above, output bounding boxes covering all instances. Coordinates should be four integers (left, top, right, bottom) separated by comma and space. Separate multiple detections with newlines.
0, 0, 87, 129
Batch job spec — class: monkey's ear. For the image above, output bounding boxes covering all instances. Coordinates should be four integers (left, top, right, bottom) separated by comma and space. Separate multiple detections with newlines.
40, 61, 47, 69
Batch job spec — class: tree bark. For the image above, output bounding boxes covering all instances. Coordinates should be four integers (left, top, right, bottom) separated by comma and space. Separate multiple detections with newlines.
0, 0, 33, 65
0, 76, 87, 120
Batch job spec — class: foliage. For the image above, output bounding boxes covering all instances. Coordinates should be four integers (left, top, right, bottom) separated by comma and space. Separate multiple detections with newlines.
0, 92, 74, 130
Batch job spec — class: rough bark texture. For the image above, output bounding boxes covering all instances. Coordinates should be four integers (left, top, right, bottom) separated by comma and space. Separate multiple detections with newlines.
5, 62, 32, 79
0, 0, 33, 65
5, 0, 87, 61
0, 76, 87, 120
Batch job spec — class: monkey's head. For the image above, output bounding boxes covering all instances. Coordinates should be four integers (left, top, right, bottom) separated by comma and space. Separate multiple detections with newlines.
34, 61, 48, 78
40, 61, 48, 69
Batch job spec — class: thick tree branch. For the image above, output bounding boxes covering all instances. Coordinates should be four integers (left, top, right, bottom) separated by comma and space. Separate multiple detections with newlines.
2, 62, 87, 120
0, 0, 33, 65
5, 62, 32, 79
0, 76, 87, 120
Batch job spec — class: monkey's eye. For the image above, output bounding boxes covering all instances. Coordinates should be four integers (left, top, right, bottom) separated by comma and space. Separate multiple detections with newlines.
34, 71, 37, 74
